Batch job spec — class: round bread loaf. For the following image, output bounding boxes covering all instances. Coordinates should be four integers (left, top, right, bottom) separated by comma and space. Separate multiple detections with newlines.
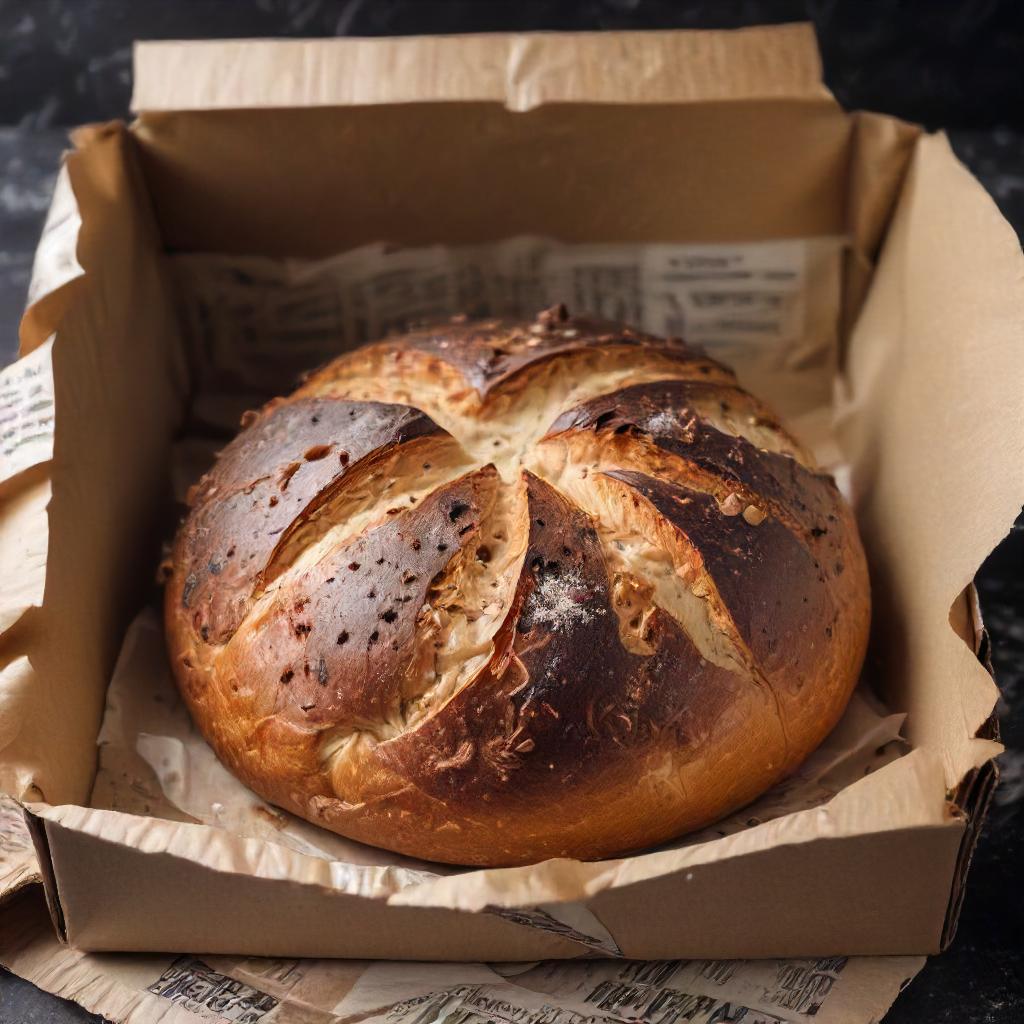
165, 305, 869, 867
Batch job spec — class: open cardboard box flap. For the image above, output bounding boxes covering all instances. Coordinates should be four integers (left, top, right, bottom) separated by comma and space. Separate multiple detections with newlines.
130, 23, 832, 112
0, 25, 1019, 960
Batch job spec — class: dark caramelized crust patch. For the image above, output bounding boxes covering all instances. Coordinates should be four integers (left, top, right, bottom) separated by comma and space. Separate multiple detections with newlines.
604, 470, 838, 685
545, 379, 837, 534
171, 398, 446, 643
377, 306, 733, 399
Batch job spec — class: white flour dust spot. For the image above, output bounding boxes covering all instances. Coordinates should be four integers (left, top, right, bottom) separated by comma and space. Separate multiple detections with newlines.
644, 409, 681, 437
525, 568, 604, 630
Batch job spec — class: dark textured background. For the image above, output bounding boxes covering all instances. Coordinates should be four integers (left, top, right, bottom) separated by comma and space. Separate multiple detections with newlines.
0, 2, 1021, 1022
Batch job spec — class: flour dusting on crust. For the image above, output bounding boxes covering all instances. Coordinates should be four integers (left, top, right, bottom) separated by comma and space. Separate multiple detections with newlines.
525, 567, 605, 630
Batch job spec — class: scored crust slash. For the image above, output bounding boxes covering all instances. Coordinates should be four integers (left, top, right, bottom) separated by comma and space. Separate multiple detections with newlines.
163, 304, 870, 867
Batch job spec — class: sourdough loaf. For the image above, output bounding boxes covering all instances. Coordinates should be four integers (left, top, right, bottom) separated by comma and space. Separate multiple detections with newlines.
165, 306, 869, 866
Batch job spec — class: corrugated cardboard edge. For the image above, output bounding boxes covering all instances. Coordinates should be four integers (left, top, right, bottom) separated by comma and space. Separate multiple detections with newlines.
21, 809, 65, 942
131, 24, 832, 114
941, 581, 999, 950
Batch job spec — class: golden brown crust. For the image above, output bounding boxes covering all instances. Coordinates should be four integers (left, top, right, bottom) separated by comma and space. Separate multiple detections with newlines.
165, 307, 870, 866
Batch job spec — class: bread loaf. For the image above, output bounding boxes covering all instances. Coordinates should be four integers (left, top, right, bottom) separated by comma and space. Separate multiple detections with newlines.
165, 306, 870, 866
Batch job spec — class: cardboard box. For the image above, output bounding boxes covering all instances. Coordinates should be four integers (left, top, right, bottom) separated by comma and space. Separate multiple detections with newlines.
0, 24, 1019, 962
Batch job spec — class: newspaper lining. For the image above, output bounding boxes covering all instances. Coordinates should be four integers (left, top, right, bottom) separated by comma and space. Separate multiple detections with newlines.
0, 335, 54, 486
171, 235, 846, 467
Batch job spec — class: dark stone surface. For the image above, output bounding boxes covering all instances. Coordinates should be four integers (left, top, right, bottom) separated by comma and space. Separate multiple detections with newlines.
0, 3, 1021, 1022
0, 127, 64, 367
808, 0, 1024, 129
0, 970, 101, 1023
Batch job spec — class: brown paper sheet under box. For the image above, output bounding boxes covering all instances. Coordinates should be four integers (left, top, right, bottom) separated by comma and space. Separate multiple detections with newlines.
0, 24, 1018, 960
